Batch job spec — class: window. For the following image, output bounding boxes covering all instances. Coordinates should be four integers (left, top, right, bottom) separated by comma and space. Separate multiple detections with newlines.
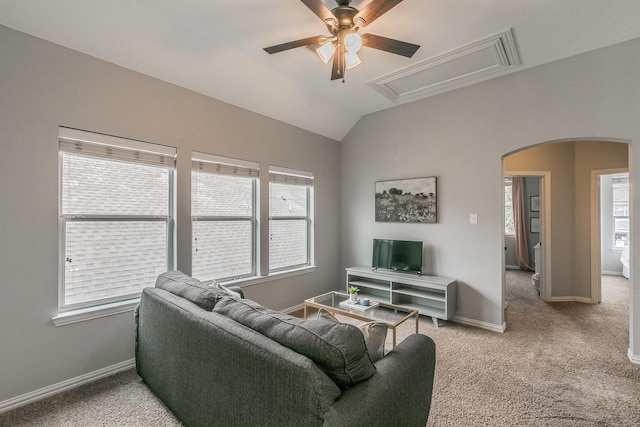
504, 177, 514, 234
192, 153, 258, 282
269, 167, 313, 272
612, 173, 629, 248
59, 128, 176, 312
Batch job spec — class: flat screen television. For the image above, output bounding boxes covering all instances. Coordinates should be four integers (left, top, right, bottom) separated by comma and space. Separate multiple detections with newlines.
372, 239, 423, 275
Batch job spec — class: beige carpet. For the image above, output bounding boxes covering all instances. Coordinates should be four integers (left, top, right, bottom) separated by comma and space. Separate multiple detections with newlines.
0, 368, 181, 426
422, 271, 640, 426
1, 271, 639, 426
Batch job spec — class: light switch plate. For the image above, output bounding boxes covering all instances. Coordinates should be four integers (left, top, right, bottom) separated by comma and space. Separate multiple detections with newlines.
470, 213, 478, 224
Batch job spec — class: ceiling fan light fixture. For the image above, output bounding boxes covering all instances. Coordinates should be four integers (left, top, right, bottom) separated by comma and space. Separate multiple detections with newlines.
316, 41, 336, 63
263, 0, 421, 82
344, 32, 362, 53
345, 51, 361, 69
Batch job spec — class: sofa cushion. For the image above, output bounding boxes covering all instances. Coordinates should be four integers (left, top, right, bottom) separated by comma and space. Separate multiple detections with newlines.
213, 297, 376, 389
155, 271, 224, 311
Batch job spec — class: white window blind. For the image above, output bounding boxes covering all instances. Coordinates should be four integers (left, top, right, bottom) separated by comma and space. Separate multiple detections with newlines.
59, 127, 176, 167
192, 152, 259, 178
269, 166, 313, 186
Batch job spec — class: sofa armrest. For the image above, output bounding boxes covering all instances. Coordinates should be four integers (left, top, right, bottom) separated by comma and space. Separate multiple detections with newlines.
323, 334, 436, 427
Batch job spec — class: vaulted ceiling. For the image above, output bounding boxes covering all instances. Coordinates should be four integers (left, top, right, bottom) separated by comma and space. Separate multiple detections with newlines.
2, 0, 640, 140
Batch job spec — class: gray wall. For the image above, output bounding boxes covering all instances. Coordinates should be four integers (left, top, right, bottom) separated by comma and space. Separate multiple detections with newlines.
3, 23, 640, 407
340, 37, 640, 355
0, 25, 341, 403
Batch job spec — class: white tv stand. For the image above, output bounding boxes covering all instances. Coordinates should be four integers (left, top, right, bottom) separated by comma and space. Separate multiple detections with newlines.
346, 266, 457, 327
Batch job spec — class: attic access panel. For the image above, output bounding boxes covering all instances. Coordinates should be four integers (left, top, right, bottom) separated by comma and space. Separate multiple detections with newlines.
369, 28, 520, 103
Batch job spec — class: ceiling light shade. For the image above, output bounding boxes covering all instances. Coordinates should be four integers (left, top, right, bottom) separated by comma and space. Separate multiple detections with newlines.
346, 52, 361, 69
344, 33, 362, 53
316, 41, 336, 64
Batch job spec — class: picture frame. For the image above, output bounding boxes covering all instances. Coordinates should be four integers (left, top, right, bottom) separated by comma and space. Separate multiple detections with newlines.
375, 177, 437, 223
530, 196, 540, 212
530, 217, 540, 233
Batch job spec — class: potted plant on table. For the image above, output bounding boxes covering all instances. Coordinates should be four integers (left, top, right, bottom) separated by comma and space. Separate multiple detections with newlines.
348, 286, 360, 303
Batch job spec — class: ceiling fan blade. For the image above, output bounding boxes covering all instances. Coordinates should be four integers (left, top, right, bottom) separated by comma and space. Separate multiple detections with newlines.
361, 33, 420, 58
264, 35, 329, 54
331, 41, 346, 80
354, 0, 403, 27
301, 0, 337, 24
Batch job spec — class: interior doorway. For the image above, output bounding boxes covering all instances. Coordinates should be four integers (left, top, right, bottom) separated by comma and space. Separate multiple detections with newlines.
504, 172, 550, 300
591, 169, 630, 303
502, 140, 629, 327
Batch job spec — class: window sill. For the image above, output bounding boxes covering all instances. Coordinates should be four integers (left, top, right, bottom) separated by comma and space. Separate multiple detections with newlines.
215, 265, 317, 289
52, 298, 139, 327
53, 267, 317, 326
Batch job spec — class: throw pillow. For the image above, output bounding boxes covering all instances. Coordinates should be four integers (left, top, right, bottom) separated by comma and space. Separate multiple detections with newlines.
213, 297, 376, 389
316, 308, 339, 322
217, 282, 243, 299
155, 270, 224, 311
359, 322, 388, 363
316, 310, 387, 363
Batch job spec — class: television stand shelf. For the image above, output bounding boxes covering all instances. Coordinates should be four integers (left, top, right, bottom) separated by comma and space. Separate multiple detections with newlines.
346, 266, 457, 327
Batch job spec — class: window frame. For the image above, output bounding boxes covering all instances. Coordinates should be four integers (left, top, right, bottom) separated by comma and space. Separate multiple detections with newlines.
191, 152, 259, 282
611, 173, 629, 250
268, 167, 314, 273
57, 127, 176, 317
504, 177, 515, 235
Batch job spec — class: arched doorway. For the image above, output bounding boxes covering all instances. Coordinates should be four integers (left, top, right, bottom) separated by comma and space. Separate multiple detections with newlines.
502, 139, 629, 311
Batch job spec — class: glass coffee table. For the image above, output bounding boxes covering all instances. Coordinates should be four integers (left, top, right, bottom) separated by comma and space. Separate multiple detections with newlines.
304, 291, 419, 348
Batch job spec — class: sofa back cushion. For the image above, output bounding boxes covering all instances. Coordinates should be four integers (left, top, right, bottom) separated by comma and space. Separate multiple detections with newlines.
213, 297, 376, 389
155, 270, 224, 311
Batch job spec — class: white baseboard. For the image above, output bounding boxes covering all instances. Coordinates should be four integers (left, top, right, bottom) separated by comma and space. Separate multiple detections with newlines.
0, 359, 135, 414
602, 270, 624, 276
628, 349, 640, 365
451, 315, 506, 333
549, 296, 593, 303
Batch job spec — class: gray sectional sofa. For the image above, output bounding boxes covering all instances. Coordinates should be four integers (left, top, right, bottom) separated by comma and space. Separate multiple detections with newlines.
135, 271, 436, 427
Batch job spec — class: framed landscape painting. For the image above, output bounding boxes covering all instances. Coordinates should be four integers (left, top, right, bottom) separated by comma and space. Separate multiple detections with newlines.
375, 177, 437, 223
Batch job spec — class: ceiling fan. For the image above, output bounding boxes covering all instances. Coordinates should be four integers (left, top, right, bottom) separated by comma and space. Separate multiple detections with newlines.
264, 0, 420, 82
